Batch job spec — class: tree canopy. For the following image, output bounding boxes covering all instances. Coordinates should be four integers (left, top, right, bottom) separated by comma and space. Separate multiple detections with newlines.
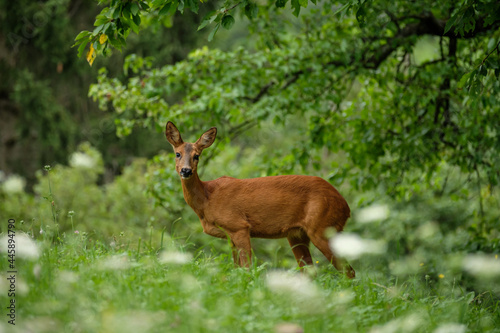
0, 0, 212, 186
80, 0, 500, 199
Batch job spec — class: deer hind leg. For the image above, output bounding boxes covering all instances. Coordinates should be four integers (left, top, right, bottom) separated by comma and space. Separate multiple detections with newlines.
308, 232, 355, 278
287, 230, 313, 268
229, 229, 252, 268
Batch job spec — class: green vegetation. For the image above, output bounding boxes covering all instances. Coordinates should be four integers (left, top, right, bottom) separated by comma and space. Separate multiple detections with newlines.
1, 145, 499, 332
1, 231, 499, 333
84, 0, 500, 198
1, 0, 499, 331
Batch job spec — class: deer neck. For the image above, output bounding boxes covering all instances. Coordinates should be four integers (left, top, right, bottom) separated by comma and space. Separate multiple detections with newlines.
180, 172, 207, 216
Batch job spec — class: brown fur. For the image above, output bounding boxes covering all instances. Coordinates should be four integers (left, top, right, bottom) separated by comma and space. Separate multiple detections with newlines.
165, 121, 355, 278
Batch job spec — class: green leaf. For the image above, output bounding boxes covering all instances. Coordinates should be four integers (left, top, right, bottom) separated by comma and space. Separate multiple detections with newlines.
444, 13, 458, 34
245, 2, 258, 20
208, 21, 221, 42
152, 0, 165, 8
93, 24, 105, 35
186, 0, 199, 14
221, 15, 235, 30
198, 11, 218, 31
94, 18, 109, 27
275, 0, 287, 8
77, 41, 89, 57
129, 18, 140, 34
75, 31, 91, 41
159, 2, 172, 15
298, 0, 308, 8
112, 6, 121, 19
487, 38, 497, 52
123, 3, 132, 19
169, 0, 179, 15
133, 14, 141, 28
130, 3, 139, 15
107, 35, 122, 50
356, 5, 366, 27
478, 65, 487, 77
291, 0, 301, 17
334, 2, 351, 16
470, 78, 481, 95
462, 7, 476, 34
101, 22, 111, 34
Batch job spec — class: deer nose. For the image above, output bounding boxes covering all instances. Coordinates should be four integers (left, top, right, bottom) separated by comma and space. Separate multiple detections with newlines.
180, 168, 193, 178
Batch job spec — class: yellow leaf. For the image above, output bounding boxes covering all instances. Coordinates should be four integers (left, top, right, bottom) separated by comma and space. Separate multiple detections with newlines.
86, 43, 96, 66
99, 34, 108, 44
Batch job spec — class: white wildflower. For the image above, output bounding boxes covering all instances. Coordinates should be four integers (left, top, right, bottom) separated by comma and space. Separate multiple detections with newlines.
370, 314, 422, 333
266, 271, 319, 299
58, 270, 79, 284
433, 323, 466, 333
417, 222, 440, 239
33, 264, 41, 279
275, 323, 304, 333
330, 233, 386, 260
356, 204, 389, 223
332, 289, 355, 305
0, 233, 39, 260
463, 254, 500, 278
158, 251, 192, 265
101, 310, 166, 333
69, 152, 96, 169
2, 174, 25, 194
97, 254, 130, 270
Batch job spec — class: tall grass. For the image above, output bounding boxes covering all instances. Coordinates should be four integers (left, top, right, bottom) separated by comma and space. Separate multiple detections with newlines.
1, 226, 499, 333
0, 150, 499, 332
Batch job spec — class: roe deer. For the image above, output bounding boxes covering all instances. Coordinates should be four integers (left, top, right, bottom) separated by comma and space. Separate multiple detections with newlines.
165, 121, 355, 278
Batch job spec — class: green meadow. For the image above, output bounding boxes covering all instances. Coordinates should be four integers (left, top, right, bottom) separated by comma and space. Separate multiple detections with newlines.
1, 155, 499, 333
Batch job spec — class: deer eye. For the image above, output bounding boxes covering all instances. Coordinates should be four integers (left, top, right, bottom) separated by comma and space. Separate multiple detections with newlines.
193, 154, 199, 161
175, 153, 181, 158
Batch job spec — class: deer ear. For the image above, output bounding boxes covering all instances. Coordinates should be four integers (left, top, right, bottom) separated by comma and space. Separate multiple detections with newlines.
195, 127, 217, 149
165, 121, 184, 148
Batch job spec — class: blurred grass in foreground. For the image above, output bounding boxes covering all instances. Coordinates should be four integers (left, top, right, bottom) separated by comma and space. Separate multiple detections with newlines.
0, 229, 499, 333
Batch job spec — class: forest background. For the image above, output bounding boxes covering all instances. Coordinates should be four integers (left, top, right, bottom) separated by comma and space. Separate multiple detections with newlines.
0, 0, 499, 332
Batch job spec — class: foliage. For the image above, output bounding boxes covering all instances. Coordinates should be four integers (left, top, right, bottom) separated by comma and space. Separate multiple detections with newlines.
86, 2, 500, 264
1, 218, 499, 332
0, 0, 80, 183
0, 0, 211, 185
0, 144, 174, 242
2, 0, 500, 329
1, 144, 499, 332
88, 1, 500, 197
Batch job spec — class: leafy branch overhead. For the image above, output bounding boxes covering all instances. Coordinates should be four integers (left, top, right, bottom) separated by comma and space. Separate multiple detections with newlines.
73, 0, 258, 64
86, 0, 500, 195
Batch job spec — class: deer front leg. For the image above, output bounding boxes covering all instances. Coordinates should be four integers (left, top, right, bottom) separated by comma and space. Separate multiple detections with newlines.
230, 241, 240, 267
201, 219, 227, 239
229, 229, 252, 268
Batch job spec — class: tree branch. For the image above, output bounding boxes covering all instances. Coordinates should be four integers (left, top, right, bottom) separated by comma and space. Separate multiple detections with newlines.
241, 11, 499, 112
242, 81, 276, 103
